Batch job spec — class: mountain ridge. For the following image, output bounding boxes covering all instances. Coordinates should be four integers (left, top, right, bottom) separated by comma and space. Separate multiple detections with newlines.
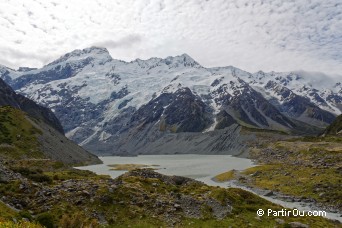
0, 47, 341, 155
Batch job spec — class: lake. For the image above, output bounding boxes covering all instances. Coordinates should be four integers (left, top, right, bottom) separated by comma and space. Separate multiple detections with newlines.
76, 154, 255, 182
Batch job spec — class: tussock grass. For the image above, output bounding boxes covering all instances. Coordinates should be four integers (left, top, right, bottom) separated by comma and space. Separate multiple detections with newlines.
213, 170, 235, 182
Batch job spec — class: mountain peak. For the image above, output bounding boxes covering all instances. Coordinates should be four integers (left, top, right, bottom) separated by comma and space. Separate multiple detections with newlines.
131, 54, 201, 69
82, 46, 110, 55
47, 46, 112, 66
163, 53, 200, 68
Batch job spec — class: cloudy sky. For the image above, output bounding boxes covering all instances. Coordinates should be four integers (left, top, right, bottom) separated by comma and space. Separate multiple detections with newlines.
0, 0, 341, 77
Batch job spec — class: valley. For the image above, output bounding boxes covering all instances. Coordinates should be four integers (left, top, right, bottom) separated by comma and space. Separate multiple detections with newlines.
0, 48, 341, 227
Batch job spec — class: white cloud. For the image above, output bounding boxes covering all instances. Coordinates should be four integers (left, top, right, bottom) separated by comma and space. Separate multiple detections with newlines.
0, 0, 341, 78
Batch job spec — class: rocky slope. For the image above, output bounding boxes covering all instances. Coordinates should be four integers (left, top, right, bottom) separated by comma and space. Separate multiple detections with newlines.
0, 163, 338, 227
217, 130, 342, 216
0, 47, 340, 155
0, 79, 100, 165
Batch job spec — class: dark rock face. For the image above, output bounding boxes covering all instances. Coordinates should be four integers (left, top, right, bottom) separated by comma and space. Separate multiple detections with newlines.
265, 81, 336, 125
131, 87, 211, 133
12, 62, 86, 90
212, 80, 295, 129
326, 94, 342, 104
0, 77, 20, 108
0, 79, 64, 134
215, 110, 237, 130
0, 68, 12, 85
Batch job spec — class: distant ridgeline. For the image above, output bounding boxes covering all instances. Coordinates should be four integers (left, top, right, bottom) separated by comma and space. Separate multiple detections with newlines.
0, 47, 341, 155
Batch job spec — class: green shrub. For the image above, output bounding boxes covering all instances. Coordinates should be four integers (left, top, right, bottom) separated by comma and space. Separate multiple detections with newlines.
18, 210, 33, 221
36, 213, 55, 228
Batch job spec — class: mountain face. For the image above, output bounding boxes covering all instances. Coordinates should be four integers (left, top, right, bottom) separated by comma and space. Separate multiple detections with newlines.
1, 47, 341, 155
0, 78, 101, 165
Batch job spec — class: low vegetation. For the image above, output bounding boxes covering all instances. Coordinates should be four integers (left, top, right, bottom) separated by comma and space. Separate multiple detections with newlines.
213, 170, 236, 182
217, 135, 342, 214
0, 106, 43, 160
0, 221, 43, 228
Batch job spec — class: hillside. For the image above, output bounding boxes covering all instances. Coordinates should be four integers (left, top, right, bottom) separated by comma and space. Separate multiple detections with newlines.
0, 106, 100, 165
323, 114, 342, 136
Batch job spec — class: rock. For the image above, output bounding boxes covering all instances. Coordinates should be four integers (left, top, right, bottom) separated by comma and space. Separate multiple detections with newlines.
15, 204, 23, 210
275, 218, 285, 224
288, 222, 309, 228
174, 204, 181, 209
19, 184, 26, 190
63, 180, 74, 188
251, 171, 261, 177
264, 190, 274, 196
82, 190, 90, 196
22, 218, 30, 222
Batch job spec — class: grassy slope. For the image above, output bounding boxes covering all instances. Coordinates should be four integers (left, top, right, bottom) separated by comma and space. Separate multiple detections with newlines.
0, 106, 101, 165
217, 132, 342, 213
0, 106, 44, 160
324, 114, 342, 135
0, 201, 16, 221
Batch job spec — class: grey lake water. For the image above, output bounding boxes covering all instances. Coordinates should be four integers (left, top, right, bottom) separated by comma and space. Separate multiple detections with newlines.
76, 154, 255, 181
76, 155, 341, 222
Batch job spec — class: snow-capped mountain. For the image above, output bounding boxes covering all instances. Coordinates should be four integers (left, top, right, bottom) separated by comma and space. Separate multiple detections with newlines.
1, 47, 340, 155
